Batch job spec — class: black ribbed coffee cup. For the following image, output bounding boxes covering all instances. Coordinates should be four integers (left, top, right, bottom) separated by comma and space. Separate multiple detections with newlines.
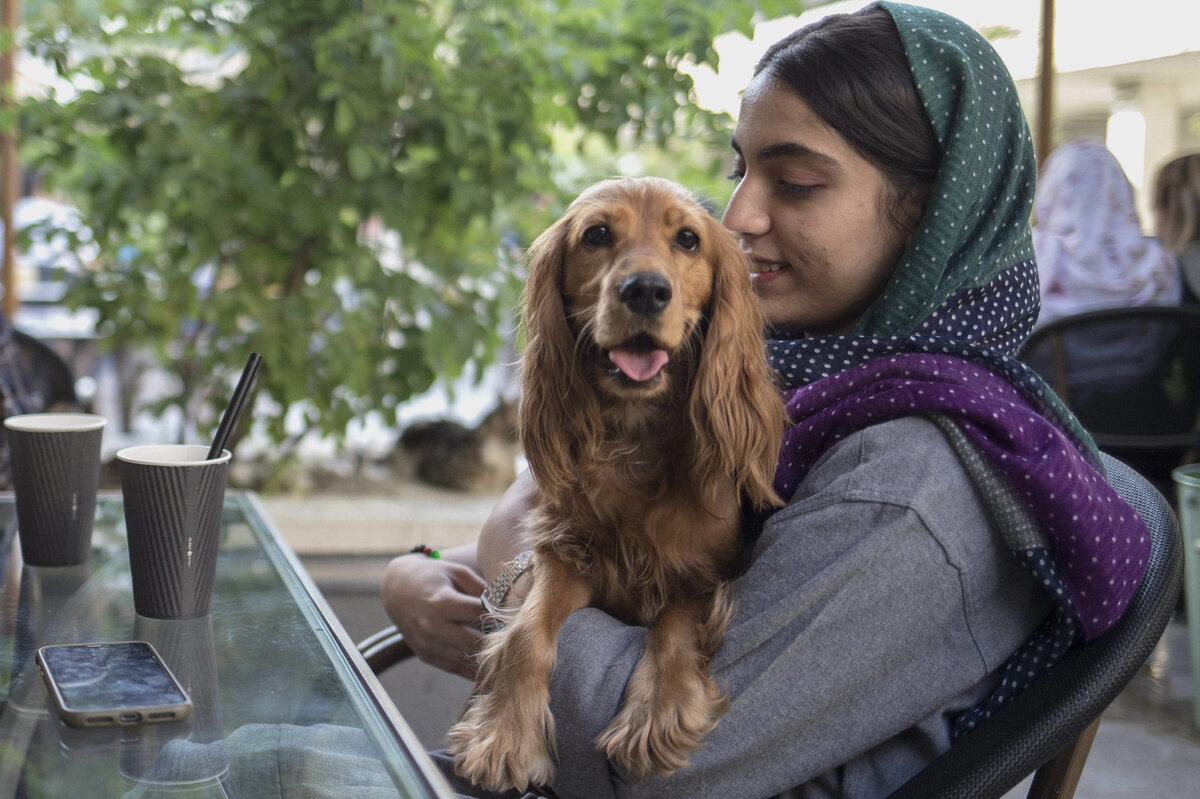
5, 413, 106, 567
117, 445, 230, 619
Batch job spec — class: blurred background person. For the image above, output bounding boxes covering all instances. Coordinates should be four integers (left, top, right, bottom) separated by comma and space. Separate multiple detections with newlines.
1033, 138, 1180, 328
0, 310, 43, 489
1152, 151, 1200, 305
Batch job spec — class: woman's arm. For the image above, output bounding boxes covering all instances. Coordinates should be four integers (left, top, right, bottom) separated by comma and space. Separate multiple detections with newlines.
476, 468, 537, 585
380, 470, 539, 678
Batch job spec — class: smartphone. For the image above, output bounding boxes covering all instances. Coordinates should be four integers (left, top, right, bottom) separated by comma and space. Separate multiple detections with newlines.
36, 641, 193, 729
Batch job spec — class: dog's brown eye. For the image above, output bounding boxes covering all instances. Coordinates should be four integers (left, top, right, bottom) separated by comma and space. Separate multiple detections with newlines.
675, 228, 700, 252
582, 225, 611, 247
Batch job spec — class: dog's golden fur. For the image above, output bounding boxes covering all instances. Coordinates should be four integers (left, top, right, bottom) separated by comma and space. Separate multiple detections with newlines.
448, 177, 785, 792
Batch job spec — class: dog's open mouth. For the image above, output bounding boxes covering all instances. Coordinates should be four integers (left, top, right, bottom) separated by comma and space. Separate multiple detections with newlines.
602, 334, 670, 384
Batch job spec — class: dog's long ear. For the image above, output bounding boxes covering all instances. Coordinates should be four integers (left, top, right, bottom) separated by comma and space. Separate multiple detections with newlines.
688, 219, 786, 512
518, 212, 600, 504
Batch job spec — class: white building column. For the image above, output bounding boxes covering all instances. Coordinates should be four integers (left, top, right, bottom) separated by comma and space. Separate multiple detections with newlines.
1106, 79, 1182, 230
1139, 80, 1182, 225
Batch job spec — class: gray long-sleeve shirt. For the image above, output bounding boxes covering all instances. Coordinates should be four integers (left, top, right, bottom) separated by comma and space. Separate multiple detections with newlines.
544, 415, 1052, 799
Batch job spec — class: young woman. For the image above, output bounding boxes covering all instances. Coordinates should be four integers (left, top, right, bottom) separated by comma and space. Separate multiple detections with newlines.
383, 4, 1150, 797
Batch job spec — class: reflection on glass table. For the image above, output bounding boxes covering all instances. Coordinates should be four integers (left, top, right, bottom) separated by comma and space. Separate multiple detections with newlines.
0, 492, 452, 798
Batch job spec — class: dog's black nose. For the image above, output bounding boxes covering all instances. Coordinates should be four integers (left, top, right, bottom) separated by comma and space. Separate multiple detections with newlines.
618, 272, 672, 315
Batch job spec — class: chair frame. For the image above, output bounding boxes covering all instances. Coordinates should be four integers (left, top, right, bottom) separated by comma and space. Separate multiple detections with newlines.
358, 624, 413, 675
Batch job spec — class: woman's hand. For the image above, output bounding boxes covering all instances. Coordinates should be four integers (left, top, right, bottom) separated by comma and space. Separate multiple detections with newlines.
381, 545, 486, 680
380, 472, 539, 678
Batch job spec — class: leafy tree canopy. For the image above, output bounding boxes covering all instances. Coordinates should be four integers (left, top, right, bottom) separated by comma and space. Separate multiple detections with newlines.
19, 0, 791, 450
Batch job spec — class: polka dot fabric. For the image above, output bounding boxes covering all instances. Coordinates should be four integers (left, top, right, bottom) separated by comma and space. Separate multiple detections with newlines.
861, 3, 1038, 340
766, 260, 1097, 462
773, 354, 1149, 641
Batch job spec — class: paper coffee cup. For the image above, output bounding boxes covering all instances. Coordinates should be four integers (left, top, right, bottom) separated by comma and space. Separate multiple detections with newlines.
117, 445, 230, 619
5, 413, 106, 567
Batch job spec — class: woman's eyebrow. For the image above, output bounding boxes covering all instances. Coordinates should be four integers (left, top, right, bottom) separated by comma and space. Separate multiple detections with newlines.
730, 137, 842, 172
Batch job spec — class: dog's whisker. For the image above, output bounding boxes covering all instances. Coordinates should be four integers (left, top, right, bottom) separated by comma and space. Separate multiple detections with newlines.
569, 317, 599, 386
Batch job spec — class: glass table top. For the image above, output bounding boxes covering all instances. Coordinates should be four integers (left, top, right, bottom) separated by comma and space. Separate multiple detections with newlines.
0, 492, 452, 798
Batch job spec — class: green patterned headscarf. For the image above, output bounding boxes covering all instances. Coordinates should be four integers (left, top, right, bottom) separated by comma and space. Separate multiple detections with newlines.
861, 1, 1038, 336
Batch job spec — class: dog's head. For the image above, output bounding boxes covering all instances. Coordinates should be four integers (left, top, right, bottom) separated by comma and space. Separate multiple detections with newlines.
534, 177, 732, 401
519, 177, 784, 509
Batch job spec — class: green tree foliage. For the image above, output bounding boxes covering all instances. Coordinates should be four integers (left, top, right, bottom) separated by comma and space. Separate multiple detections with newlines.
19, 0, 790, 449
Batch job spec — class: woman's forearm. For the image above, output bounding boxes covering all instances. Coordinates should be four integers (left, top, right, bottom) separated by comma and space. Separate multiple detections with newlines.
476, 469, 538, 584
437, 543, 478, 571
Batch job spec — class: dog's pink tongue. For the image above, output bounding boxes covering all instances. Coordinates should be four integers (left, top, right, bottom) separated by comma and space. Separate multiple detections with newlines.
609, 347, 669, 382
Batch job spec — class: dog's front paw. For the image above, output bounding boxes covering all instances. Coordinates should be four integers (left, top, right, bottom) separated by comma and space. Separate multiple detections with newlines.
595, 670, 727, 777
448, 693, 557, 793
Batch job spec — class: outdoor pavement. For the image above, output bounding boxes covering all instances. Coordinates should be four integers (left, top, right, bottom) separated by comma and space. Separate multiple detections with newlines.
261, 487, 1200, 797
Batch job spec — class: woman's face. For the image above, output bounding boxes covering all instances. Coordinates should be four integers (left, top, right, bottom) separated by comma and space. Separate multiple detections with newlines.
724, 75, 919, 336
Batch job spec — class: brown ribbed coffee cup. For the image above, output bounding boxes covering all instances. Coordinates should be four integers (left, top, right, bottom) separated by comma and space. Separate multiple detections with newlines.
5, 413, 106, 567
117, 445, 230, 619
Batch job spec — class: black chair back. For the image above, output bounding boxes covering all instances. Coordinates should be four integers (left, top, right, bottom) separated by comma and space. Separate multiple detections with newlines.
1018, 305, 1200, 493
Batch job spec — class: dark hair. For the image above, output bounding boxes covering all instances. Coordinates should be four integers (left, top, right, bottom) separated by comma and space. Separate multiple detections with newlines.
755, 5, 941, 234
1152, 152, 1200, 254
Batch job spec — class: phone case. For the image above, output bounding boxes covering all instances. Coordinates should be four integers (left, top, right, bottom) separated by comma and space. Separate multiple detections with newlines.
36, 641, 194, 729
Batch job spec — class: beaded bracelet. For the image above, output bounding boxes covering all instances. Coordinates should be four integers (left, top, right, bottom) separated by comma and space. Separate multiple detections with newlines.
480, 550, 534, 617
409, 544, 441, 559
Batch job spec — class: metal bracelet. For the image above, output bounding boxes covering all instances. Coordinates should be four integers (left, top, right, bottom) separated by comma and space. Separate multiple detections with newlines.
480, 549, 534, 618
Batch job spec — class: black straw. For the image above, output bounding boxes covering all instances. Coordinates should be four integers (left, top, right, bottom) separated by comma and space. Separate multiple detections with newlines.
207, 353, 263, 460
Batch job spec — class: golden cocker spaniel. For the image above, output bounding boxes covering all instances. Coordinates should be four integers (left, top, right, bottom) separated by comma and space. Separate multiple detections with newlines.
448, 177, 785, 792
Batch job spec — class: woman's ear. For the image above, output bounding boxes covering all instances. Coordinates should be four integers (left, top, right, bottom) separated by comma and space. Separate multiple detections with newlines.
688, 219, 785, 512
517, 214, 599, 503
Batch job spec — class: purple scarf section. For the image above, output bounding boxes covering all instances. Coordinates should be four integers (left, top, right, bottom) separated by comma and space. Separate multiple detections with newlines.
774, 353, 1149, 641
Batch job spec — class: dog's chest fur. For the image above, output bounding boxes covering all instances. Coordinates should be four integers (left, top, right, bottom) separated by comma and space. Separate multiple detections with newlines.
533, 441, 741, 627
